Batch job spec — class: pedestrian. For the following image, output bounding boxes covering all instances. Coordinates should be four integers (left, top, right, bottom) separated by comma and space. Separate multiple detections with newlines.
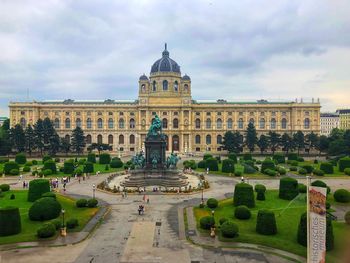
78, 177, 81, 184
19, 174, 23, 181
147, 198, 149, 203
23, 181, 26, 189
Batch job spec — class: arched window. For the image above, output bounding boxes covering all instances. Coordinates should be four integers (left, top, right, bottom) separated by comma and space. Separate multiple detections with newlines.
304, 118, 310, 129
162, 118, 168, 129
184, 84, 189, 92
119, 118, 124, 129
270, 118, 276, 129
281, 118, 287, 129
206, 134, 211, 144
130, 134, 135, 144
129, 118, 135, 129
195, 118, 201, 129
163, 80, 168, 91
97, 134, 102, 144
249, 118, 255, 124
87, 118, 92, 129
76, 118, 81, 128
206, 118, 211, 129
119, 134, 124, 144
20, 118, 26, 127
217, 135, 222, 144
174, 81, 178, 92
65, 134, 70, 142
54, 118, 60, 129
141, 84, 146, 92
259, 118, 265, 129
108, 118, 114, 129
173, 118, 179, 129
65, 118, 71, 129
152, 81, 157, 92
227, 118, 233, 129
238, 118, 243, 129
108, 134, 113, 144
216, 118, 222, 129
86, 134, 92, 144
195, 135, 201, 144
97, 118, 103, 129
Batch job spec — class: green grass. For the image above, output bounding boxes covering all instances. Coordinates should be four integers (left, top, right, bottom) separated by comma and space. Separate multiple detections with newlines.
197, 163, 270, 178
194, 190, 350, 263
0, 190, 99, 245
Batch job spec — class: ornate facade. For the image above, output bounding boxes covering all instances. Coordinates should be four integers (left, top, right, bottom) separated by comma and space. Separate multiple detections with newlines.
9, 45, 321, 154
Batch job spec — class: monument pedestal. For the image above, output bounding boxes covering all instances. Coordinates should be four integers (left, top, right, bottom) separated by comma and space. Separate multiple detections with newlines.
144, 135, 166, 169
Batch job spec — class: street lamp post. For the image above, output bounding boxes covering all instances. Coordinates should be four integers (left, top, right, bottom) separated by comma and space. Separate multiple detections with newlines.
61, 209, 66, 236
92, 184, 96, 199
200, 180, 204, 205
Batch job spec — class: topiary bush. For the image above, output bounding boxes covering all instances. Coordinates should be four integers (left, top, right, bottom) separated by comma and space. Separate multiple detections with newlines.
301, 165, 314, 174
297, 212, 307, 246
273, 154, 285, 164
221, 221, 239, 238
205, 158, 219, 171
320, 162, 334, 174
203, 153, 213, 160
326, 215, 334, 251
289, 166, 298, 172
344, 168, 350, 175
311, 180, 331, 194
297, 157, 304, 162
333, 189, 350, 203
234, 205, 251, 220
87, 153, 96, 163
264, 169, 277, 176
15, 153, 27, 164
279, 177, 298, 200
313, 169, 324, 176
43, 169, 52, 176
25, 161, 33, 166
99, 153, 111, 164
256, 209, 277, 235
183, 160, 197, 170
298, 183, 307, 193
42, 155, 52, 163
63, 160, 75, 174
0, 206, 21, 236
199, 216, 215, 230
197, 160, 206, 169
10, 194, 15, 199
27, 179, 50, 202
298, 168, 307, 175
234, 170, 242, 177
0, 184, 10, 192
32, 160, 38, 165
66, 218, 79, 229
74, 168, 83, 176
276, 166, 287, 175
261, 159, 275, 173
287, 153, 298, 161
345, 211, 350, 225
42, 192, 56, 199
28, 197, 62, 221
233, 183, 255, 208
207, 198, 218, 208
10, 169, 19, 176
254, 184, 266, 200
242, 163, 256, 174
37, 223, 56, 238
221, 159, 235, 173
51, 219, 62, 230
339, 157, 350, 172
219, 218, 228, 225
228, 153, 237, 163
83, 161, 94, 173
87, 198, 98, 208
76, 198, 88, 208
43, 160, 57, 174
110, 158, 123, 168
243, 153, 252, 161
4, 162, 19, 175
23, 166, 31, 172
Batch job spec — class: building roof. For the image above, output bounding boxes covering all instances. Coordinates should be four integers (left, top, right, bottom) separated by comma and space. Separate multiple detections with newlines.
337, 109, 350, 114
150, 44, 181, 74
320, 113, 339, 117
139, 74, 149, 81
182, 74, 191, 81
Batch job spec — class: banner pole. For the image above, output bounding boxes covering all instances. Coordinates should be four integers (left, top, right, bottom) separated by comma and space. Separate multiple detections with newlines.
306, 175, 311, 263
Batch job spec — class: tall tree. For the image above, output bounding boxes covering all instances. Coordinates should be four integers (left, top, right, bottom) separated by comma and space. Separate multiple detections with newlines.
317, 135, 329, 155
25, 125, 36, 156
268, 131, 281, 154
48, 133, 60, 156
305, 132, 319, 154
281, 133, 294, 154
245, 123, 258, 153
293, 131, 305, 155
257, 134, 269, 154
87, 143, 112, 155
71, 127, 86, 154
34, 119, 45, 155
222, 131, 243, 153
0, 119, 12, 156
60, 137, 71, 156
9, 124, 26, 152
42, 117, 57, 153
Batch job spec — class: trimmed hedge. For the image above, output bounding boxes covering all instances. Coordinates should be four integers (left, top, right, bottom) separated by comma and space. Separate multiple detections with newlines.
15, 153, 27, 164
233, 183, 255, 208
287, 153, 298, 161
205, 158, 219, 171
345, 211, 350, 225
0, 184, 10, 192
234, 205, 251, 220
37, 223, 56, 238
197, 160, 206, 169
42, 155, 52, 163
242, 163, 256, 174
206, 198, 218, 208
298, 168, 307, 175
333, 189, 350, 203
344, 168, 350, 175
87, 153, 96, 163
66, 218, 79, 229
313, 169, 324, 176
298, 183, 307, 193
221, 221, 239, 238
199, 216, 215, 230
23, 166, 31, 172
28, 197, 62, 221
261, 159, 275, 173
183, 160, 197, 169
203, 153, 213, 160
63, 160, 75, 174
10, 169, 19, 175
264, 169, 277, 176
43, 160, 57, 174
42, 192, 56, 199
0, 206, 21, 236
311, 180, 331, 194
255, 184, 266, 200
256, 209, 277, 235
221, 159, 235, 173
228, 153, 237, 163
4, 162, 19, 175
99, 153, 111, 164
43, 169, 52, 176
28, 179, 50, 202
289, 166, 298, 171
243, 153, 252, 161
273, 154, 285, 164
276, 166, 287, 175
320, 162, 334, 174
76, 199, 88, 207
110, 158, 123, 168
83, 161, 94, 173
87, 198, 98, 208
301, 165, 314, 174
279, 177, 298, 200
339, 157, 350, 172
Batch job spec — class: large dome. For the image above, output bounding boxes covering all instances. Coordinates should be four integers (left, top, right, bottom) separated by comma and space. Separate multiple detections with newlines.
150, 44, 181, 74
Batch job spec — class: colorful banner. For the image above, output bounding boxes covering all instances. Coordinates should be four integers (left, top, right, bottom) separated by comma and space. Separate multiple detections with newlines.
308, 186, 327, 263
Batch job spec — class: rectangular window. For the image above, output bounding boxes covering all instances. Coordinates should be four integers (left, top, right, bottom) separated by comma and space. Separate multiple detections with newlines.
109, 112, 113, 115
174, 111, 178, 116
76, 112, 81, 116
119, 112, 124, 116
196, 112, 200, 116
206, 112, 211, 116
196, 147, 200, 152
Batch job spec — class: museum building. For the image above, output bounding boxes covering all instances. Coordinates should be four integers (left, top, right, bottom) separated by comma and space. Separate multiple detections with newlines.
9, 45, 321, 154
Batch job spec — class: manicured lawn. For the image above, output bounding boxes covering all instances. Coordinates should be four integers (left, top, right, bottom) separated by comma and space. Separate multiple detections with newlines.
0, 190, 99, 245
193, 190, 350, 263
197, 163, 270, 178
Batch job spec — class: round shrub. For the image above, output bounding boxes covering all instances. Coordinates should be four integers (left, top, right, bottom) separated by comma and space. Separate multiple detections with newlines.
264, 169, 277, 176
297, 157, 304, 162
289, 166, 298, 171
273, 154, 285, 164
197, 160, 206, 169
242, 163, 256, 174
339, 157, 350, 172
320, 162, 334, 174
15, 153, 27, 164
287, 153, 298, 161
10, 194, 15, 199
74, 168, 83, 176
76, 198, 88, 208
288, 160, 299, 166
219, 218, 228, 225
87, 153, 96, 163
110, 159, 124, 168
345, 211, 350, 225
28, 179, 50, 202
221, 221, 239, 238
87, 198, 98, 208
233, 183, 255, 208
203, 153, 213, 160
42, 192, 56, 199
78, 158, 86, 165
0, 206, 21, 236
313, 169, 324, 176
0, 157, 9, 163
234, 205, 251, 220
63, 160, 75, 174
234, 170, 242, 177
333, 189, 350, 203
254, 184, 266, 193
43, 169, 52, 176
199, 216, 215, 230
298, 168, 307, 175
276, 166, 287, 175
37, 223, 56, 238
51, 219, 62, 230
261, 159, 275, 173
311, 180, 331, 194
43, 160, 57, 174
66, 218, 79, 229
83, 161, 94, 173
256, 209, 277, 235
32, 160, 38, 165
54, 157, 60, 163
99, 153, 111, 164
0, 184, 10, 192
28, 197, 62, 221
42, 155, 52, 163
301, 165, 314, 174
205, 158, 219, 171
4, 162, 19, 175
221, 159, 235, 173
298, 183, 307, 193
344, 168, 350, 175
23, 166, 31, 172
279, 177, 298, 200
207, 198, 218, 209
10, 169, 19, 176
183, 160, 197, 170
227, 153, 237, 163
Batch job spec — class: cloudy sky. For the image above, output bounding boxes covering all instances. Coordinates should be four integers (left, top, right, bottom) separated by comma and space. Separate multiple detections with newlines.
1, 0, 350, 116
